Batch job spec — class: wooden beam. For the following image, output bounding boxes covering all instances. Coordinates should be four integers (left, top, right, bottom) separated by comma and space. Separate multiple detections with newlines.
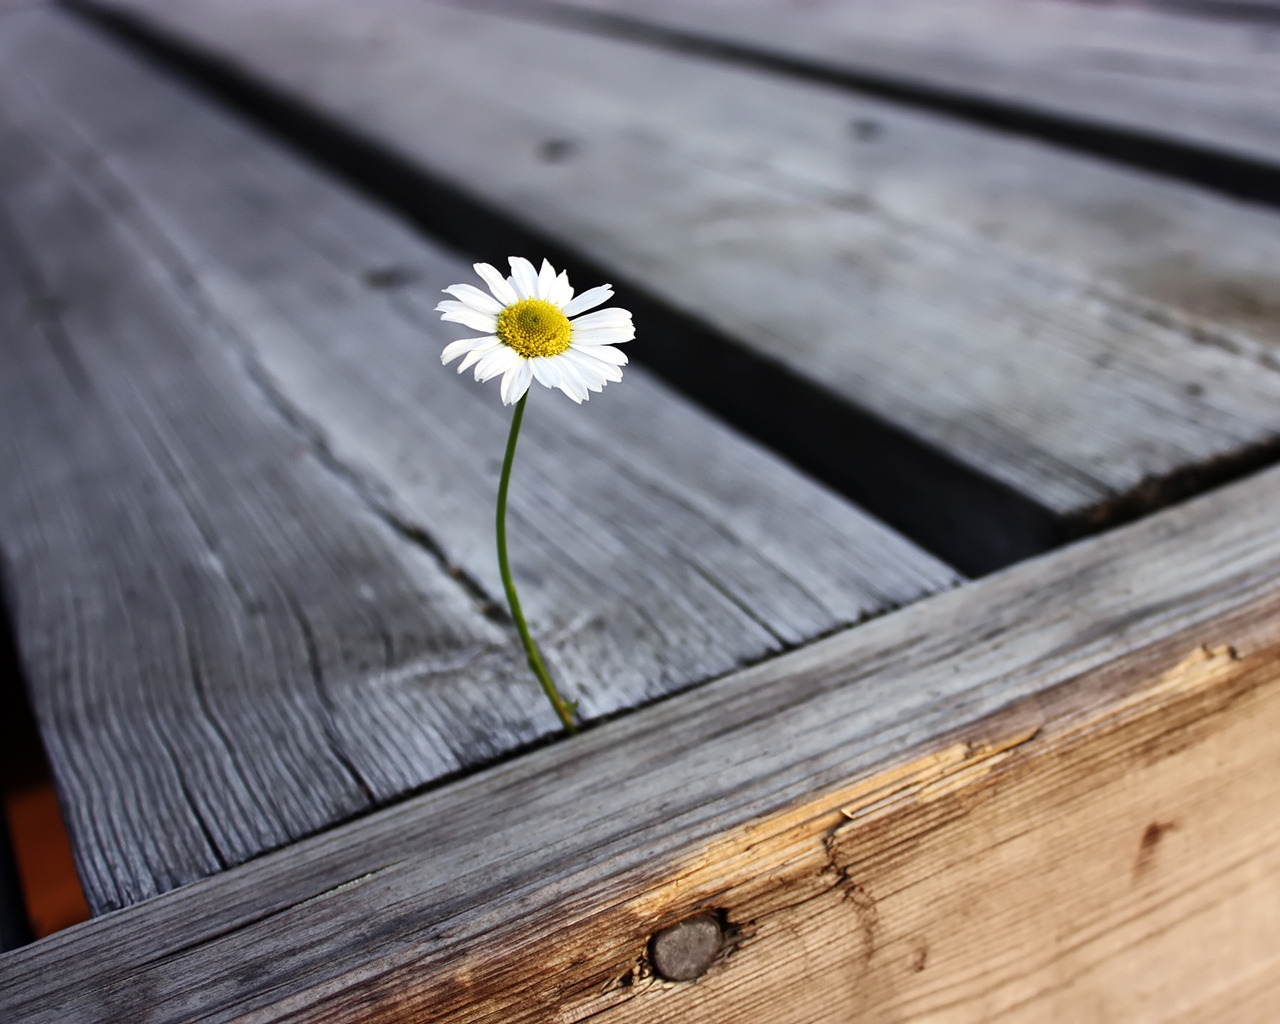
0, 9, 955, 914
3, 460, 1280, 1021
83, 0, 1280, 572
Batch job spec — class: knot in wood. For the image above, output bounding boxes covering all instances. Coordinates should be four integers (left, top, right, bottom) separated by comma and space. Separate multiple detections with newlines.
649, 914, 723, 981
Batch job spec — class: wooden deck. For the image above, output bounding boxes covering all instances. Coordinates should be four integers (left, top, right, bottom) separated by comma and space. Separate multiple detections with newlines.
80, 0, 1280, 572
1, 1, 1279, 1020
0, 9, 959, 913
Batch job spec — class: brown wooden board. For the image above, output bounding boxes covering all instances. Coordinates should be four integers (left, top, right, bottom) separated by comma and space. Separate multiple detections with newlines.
3, 446, 1280, 1021
85, 0, 1280, 574
502, 0, 1280, 174
0, 9, 957, 914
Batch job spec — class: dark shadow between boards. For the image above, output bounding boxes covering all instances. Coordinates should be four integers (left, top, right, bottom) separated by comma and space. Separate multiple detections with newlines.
0, 572, 40, 951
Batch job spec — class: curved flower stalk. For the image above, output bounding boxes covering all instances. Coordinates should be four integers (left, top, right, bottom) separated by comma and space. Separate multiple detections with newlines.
437, 257, 634, 732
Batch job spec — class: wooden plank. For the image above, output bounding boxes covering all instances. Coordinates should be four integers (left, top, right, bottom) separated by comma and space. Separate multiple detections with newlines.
3, 452, 1280, 1021
0, 9, 955, 914
502, 0, 1280, 173
0, 62, 511, 914
85, 0, 1280, 574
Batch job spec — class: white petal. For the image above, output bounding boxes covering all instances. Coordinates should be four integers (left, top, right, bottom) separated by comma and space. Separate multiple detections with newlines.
440, 307, 500, 332
502, 360, 534, 405
443, 283, 505, 315
530, 357, 562, 390
571, 323, 635, 345
561, 284, 614, 317
474, 262, 518, 306
564, 349, 617, 389
571, 341, 628, 366
569, 307, 633, 330
548, 270, 573, 308
569, 351, 626, 383
475, 345, 520, 382
436, 299, 502, 323
537, 259, 558, 300
508, 257, 540, 300
552, 355, 591, 402
515, 359, 535, 399
564, 363, 604, 394
573, 333, 633, 350
441, 336, 487, 365
457, 338, 502, 373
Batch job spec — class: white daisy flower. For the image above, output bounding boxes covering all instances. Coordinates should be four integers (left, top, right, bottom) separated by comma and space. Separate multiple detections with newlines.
436, 257, 634, 405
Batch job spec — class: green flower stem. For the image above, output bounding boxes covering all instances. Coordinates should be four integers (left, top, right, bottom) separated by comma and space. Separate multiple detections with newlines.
496, 392, 578, 734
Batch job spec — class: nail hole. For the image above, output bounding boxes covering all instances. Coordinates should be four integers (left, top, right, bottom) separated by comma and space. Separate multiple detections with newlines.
24, 294, 64, 323
850, 117, 883, 141
538, 138, 576, 163
362, 266, 418, 289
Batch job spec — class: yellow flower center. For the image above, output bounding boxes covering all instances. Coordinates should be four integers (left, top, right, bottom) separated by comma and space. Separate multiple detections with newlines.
495, 298, 572, 358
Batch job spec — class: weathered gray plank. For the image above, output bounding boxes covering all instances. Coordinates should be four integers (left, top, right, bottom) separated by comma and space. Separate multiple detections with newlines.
3, 443, 1280, 1021
492, 0, 1280, 354
0, 9, 955, 913
506, 0, 1280, 171
0, 76, 514, 913
89, 0, 1280, 571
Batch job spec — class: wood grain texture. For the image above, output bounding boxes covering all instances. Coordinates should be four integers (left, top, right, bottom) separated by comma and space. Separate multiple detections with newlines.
90, 0, 1280, 540
0, 9, 955, 914
507, 0, 1280, 171
3, 447, 1280, 1022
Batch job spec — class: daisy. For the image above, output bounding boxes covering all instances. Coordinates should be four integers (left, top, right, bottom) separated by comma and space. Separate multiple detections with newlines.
435, 257, 635, 734
436, 256, 633, 406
